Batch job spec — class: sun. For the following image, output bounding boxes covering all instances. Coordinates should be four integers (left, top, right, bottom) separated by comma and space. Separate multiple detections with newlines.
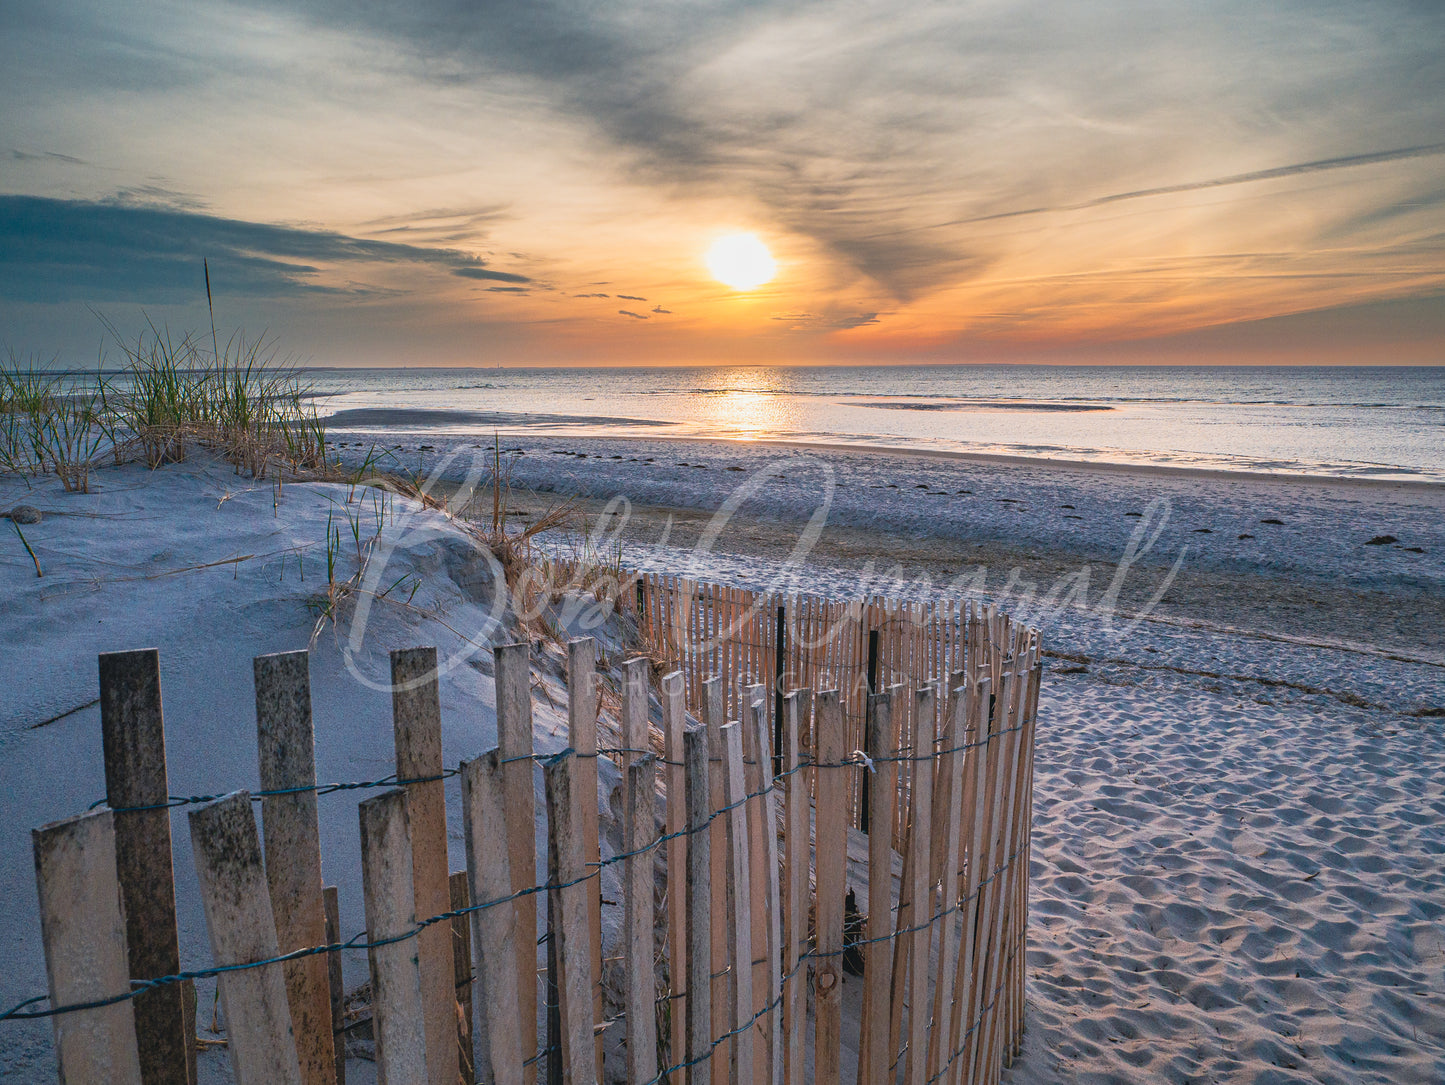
705, 233, 777, 291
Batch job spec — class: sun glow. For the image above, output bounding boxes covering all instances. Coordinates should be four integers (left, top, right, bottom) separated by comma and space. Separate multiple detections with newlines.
705, 233, 777, 290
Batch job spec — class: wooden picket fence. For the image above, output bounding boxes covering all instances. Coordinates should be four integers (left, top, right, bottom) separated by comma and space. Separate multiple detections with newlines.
23, 587, 1041, 1085
552, 562, 1026, 853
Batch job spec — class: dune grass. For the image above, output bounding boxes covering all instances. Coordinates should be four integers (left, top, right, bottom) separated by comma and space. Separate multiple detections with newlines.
0, 322, 330, 491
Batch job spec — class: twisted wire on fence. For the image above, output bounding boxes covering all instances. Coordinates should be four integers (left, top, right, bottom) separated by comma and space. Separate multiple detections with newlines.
3, 727, 1028, 1028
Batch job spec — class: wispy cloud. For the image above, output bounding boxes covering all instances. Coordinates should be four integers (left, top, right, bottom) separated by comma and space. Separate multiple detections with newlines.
0, 195, 528, 301
938, 142, 1445, 229
454, 267, 531, 284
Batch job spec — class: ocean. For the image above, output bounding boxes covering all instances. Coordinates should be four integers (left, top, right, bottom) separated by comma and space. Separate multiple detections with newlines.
306, 364, 1444, 482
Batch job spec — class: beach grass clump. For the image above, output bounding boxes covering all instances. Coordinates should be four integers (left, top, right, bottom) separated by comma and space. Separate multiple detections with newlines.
0, 355, 108, 492
0, 322, 331, 489
104, 320, 330, 477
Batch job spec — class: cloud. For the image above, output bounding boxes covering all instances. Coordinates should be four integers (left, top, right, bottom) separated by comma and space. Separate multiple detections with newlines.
618, 309, 648, 319
573, 292, 610, 298
0, 195, 528, 302
485, 285, 529, 293
617, 294, 646, 301
938, 142, 1445, 228
651, 305, 671, 314
453, 267, 531, 283
771, 307, 880, 331
221, 0, 1445, 306
11, 148, 88, 165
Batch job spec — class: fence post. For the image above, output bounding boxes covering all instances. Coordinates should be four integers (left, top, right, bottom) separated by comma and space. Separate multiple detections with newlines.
721, 721, 756, 1085
750, 703, 784, 1085
358, 788, 428, 1084
567, 637, 604, 1081
460, 751, 524, 1085
543, 752, 598, 1085
322, 886, 346, 1085
188, 791, 303, 1085
683, 726, 713, 1085
812, 690, 847, 1085
773, 604, 785, 778
702, 675, 730, 1085
945, 676, 989, 1085
622, 655, 650, 768
450, 871, 475, 1082
495, 640, 539, 1076
662, 671, 689, 1073
743, 688, 773, 1085
254, 650, 335, 1085
960, 672, 1006, 1085
904, 686, 937, 1085
389, 647, 461, 1085
624, 755, 660, 1085
925, 684, 969, 1085
860, 629, 879, 833
861, 691, 896, 1085
32, 809, 143, 1084
781, 690, 810, 1085
98, 648, 190, 1085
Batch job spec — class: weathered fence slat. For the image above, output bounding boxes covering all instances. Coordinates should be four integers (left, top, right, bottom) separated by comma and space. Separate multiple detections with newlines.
544, 753, 598, 1085
743, 686, 771, 1085
861, 691, 896, 1085
567, 636, 605, 1080
461, 751, 524, 1085
703, 676, 731, 1085
623, 655, 650, 767
684, 726, 713, 1085
389, 646, 461, 1085
495, 640, 539, 1074
722, 721, 756, 1085
99, 647, 190, 1085
450, 870, 475, 1082
662, 670, 690, 1072
32, 809, 143, 1085
254, 650, 335, 1085
322, 886, 346, 1085
624, 755, 660, 1085
812, 690, 847, 1085
751, 703, 784, 1085
357, 788, 428, 1085
781, 690, 810, 1085
904, 686, 938, 1085
188, 791, 302, 1085
925, 684, 969, 1085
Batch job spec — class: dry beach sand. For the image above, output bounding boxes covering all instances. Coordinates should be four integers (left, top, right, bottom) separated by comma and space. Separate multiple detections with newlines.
1, 434, 1442, 1082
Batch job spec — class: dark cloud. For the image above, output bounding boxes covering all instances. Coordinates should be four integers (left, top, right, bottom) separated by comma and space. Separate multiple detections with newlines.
573, 292, 610, 298
0, 195, 526, 302
771, 308, 880, 331
616, 294, 646, 301
453, 267, 531, 283
651, 305, 670, 314
485, 285, 529, 293
11, 148, 87, 165
618, 309, 648, 319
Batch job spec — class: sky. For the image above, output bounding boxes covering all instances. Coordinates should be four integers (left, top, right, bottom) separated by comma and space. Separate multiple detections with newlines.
2, 0, 1443, 368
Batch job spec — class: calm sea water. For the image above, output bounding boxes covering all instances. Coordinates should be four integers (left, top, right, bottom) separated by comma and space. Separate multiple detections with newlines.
307, 364, 1445, 482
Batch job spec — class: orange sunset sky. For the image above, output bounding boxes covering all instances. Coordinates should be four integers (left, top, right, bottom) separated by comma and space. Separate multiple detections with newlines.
2, 1, 1443, 367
